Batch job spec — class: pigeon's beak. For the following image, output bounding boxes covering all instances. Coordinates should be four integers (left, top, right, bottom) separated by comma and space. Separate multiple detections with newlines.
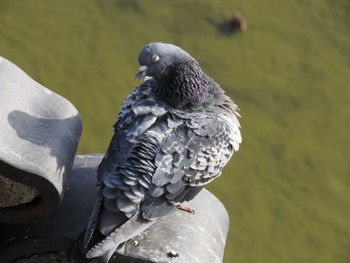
135, 65, 148, 80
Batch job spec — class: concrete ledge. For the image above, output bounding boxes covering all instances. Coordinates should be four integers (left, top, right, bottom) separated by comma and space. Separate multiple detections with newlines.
0, 57, 82, 223
1, 155, 229, 263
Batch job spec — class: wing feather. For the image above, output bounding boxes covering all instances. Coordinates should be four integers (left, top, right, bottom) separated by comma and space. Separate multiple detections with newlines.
82, 80, 241, 258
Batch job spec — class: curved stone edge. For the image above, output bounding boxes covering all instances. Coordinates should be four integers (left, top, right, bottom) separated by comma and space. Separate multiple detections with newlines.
0, 154, 101, 263
0, 56, 82, 223
0, 160, 59, 223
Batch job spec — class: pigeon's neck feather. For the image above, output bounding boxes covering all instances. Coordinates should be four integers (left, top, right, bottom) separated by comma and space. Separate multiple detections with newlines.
154, 62, 219, 109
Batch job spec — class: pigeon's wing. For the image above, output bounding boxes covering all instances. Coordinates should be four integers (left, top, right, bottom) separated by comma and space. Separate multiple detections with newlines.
97, 79, 163, 184
82, 81, 241, 257
140, 110, 242, 220
82, 80, 170, 257
83, 125, 169, 259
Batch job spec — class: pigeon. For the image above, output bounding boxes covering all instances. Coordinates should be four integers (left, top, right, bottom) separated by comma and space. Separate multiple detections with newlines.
71, 42, 242, 262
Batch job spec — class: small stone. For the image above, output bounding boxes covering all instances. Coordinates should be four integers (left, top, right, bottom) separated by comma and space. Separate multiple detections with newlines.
168, 250, 179, 258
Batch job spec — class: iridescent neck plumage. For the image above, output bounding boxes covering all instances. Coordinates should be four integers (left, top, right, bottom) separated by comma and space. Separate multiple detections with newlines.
153, 62, 220, 109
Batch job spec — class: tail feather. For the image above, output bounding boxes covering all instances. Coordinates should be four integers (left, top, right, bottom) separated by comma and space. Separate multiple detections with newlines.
82, 191, 104, 253
86, 212, 157, 258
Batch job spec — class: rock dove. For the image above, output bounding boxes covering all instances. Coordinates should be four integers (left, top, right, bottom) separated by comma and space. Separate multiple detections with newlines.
73, 42, 242, 262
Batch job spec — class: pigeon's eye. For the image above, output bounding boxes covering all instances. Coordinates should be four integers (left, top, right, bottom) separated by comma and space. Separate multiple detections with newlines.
152, 54, 160, 62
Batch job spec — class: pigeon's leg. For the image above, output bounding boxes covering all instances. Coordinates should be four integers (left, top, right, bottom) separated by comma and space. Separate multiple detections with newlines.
177, 204, 195, 214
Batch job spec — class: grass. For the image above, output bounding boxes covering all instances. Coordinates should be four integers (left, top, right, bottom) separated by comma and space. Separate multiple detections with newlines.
1, 0, 350, 262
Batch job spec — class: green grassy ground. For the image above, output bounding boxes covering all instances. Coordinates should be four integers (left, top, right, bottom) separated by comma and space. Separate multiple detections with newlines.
1, 0, 349, 262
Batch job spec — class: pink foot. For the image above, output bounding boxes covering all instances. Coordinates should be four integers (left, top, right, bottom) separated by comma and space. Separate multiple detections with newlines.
177, 204, 195, 214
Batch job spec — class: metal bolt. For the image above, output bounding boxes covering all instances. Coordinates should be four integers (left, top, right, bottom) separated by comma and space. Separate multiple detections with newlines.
130, 239, 139, 246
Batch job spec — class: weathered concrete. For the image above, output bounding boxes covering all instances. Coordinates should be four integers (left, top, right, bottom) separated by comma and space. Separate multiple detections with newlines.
0, 154, 100, 263
0, 57, 82, 223
1, 155, 229, 263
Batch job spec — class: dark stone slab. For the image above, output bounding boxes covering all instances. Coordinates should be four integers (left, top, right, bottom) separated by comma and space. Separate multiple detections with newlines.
0, 154, 101, 263
0, 57, 82, 223
1, 155, 229, 263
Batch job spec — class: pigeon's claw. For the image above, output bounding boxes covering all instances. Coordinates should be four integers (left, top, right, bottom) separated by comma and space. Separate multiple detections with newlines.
177, 204, 195, 214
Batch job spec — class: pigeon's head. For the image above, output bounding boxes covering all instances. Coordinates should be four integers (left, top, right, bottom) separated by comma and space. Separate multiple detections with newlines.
135, 42, 197, 81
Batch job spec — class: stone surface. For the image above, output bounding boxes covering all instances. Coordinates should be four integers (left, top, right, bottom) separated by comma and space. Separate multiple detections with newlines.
1, 155, 229, 263
0, 175, 39, 208
0, 154, 101, 263
0, 56, 82, 223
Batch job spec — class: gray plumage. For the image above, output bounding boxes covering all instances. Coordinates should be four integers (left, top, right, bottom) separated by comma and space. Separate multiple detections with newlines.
74, 42, 242, 262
